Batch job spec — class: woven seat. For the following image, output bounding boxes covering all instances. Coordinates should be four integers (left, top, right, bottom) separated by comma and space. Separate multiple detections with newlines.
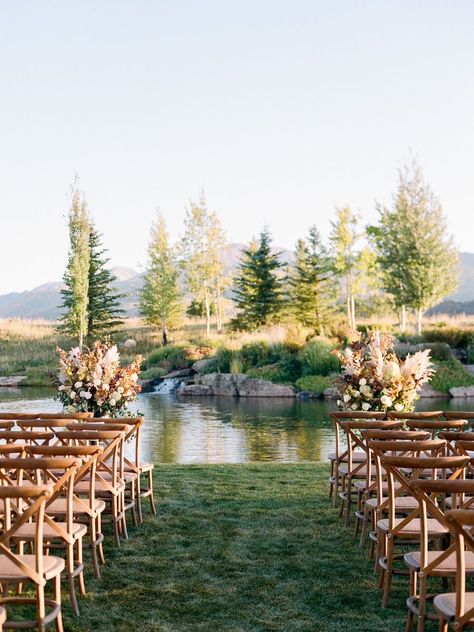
434, 593, 474, 622
0, 554, 65, 582
16, 521, 87, 540
377, 517, 448, 536
405, 550, 474, 574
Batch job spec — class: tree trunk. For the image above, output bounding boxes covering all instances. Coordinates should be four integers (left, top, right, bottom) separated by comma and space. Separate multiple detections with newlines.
350, 295, 356, 330
416, 307, 423, 335
204, 290, 211, 336
346, 295, 351, 329
216, 282, 223, 334
400, 305, 407, 333
162, 321, 168, 346
79, 331, 83, 351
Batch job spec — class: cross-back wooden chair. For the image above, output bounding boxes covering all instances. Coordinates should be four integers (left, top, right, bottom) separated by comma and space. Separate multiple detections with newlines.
328, 411, 386, 504
0, 413, 92, 421
406, 477, 474, 632
434, 509, 474, 631
444, 411, 474, 422
357, 430, 431, 553
0, 456, 84, 616
0, 431, 56, 447
0, 422, 15, 430
404, 418, 468, 439
0, 484, 65, 632
368, 438, 448, 607
57, 428, 128, 549
336, 419, 403, 526
26, 444, 105, 579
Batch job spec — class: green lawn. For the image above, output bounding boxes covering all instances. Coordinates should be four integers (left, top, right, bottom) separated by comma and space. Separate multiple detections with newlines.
57, 463, 415, 632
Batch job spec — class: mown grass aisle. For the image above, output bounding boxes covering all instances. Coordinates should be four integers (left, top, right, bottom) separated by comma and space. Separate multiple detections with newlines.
63, 465, 406, 632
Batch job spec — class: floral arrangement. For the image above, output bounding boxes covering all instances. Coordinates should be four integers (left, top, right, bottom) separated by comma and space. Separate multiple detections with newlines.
333, 331, 435, 413
56, 341, 143, 417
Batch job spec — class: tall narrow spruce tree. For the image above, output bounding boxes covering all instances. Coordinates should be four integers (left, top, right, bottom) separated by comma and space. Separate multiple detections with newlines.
140, 214, 181, 345
87, 225, 125, 340
59, 180, 91, 348
288, 226, 335, 334
232, 228, 283, 330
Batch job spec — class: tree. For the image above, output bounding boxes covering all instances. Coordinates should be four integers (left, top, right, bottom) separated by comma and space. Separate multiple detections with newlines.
59, 178, 90, 348
180, 192, 226, 336
288, 226, 335, 334
329, 207, 360, 329
371, 158, 459, 334
232, 228, 284, 330
87, 225, 125, 340
140, 213, 181, 345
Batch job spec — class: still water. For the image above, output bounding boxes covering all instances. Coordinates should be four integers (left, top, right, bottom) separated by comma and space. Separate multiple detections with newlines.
0, 387, 471, 464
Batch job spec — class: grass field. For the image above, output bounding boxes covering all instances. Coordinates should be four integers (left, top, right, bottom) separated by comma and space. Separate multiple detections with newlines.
58, 464, 412, 632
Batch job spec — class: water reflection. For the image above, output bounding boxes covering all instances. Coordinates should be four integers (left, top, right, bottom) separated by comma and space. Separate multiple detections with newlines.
0, 387, 469, 464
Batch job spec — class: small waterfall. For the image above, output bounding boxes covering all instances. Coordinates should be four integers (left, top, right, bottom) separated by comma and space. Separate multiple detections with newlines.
153, 378, 182, 394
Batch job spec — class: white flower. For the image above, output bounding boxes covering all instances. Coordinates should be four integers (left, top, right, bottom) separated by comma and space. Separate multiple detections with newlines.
109, 398, 116, 406
337, 400, 342, 406
394, 403, 404, 412
58, 385, 65, 391
362, 402, 370, 411
69, 391, 76, 399
351, 403, 358, 410
359, 378, 367, 386
102, 384, 110, 391
383, 361, 400, 381
353, 390, 360, 397
80, 390, 92, 400
343, 394, 351, 403
74, 381, 83, 389
117, 386, 124, 394
380, 395, 393, 407
94, 379, 101, 386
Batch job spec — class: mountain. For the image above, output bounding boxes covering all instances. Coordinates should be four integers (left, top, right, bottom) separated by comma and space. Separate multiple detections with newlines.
1, 249, 474, 320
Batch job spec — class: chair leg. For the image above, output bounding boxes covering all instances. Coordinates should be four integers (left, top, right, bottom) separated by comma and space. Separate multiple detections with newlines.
77, 538, 86, 596
416, 575, 427, 632
406, 570, 417, 632
36, 581, 46, 632
136, 476, 143, 524
148, 470, 156, 515
359, 503, 370, 548
54, 573, 64, 632
112, 496, 121, 548
438, 618, 448, 632
89, 516, 101, 579
382, 537, 394, 608
67, 543, 79, 616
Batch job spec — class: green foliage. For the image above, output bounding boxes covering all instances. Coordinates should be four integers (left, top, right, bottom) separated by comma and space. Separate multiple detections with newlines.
59, 179, 91, 346
87, 225, 125, 339
232, 228, 284, 330
395, 342, 453, 362
298, 338, 340, 376
421, 327, 474, 348
287, 226, 336, 334
468, 345, 474, 364
139, 366, 167, 380
145, 346, 192, 371
140, 214, 181, 345
295, 374, 335, 394
430, 359, 474, 393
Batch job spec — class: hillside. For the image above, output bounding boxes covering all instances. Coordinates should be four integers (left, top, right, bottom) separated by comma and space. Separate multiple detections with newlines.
0, 248, 472, 319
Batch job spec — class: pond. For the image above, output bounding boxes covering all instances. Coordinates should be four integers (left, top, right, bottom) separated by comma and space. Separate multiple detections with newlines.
0, 387, 470, 464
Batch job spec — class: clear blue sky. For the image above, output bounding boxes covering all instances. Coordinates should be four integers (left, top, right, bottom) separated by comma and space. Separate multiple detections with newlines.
1, 0, 473, 294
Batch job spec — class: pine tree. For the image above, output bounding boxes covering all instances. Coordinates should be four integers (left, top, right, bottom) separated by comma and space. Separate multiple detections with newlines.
87, 225, 125, 340
232, 228, 283, 330
59, 179, 90, 348
288, 226, 335, 334
140, 214, 181, 345
371, 158, 459, 334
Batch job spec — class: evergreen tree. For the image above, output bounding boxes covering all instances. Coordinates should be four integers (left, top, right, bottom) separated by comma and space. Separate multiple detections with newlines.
59, 178, 90, 348
87, 225, 125, 340
370, 158, 459, 333
140, 214, 181, 345
288, 226, 335, 334
232, 228, 283, 330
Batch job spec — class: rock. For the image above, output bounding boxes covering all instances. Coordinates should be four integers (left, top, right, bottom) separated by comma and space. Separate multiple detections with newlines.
177, 384, 214, 396
162, 368, 195, 379
296, 391, 315, 400
123, 338, 137, 349
323, 387, 339, 400
200, 373, 238, 396
192, 358, 215, 373
0, 376, 27, 387
465, 365, 474, 376
449, 385, 474, 398
418, 384, 446, 398
236, 375, 295, 397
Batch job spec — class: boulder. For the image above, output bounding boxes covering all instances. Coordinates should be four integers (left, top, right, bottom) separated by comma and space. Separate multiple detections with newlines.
418, 384, 446, 398
200, 373, 238, 396
177, 384, 214, 396
192, 358, 215, 373
236, 375, 295, 397
323, 387, 339, 400
123, 338, 137, 349
296, 391, 315, 400
162, 368, 195, 379
0, 376, 27, 387
449, 385, 474, 398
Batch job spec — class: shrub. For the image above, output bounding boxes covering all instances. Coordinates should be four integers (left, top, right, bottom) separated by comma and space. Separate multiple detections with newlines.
421, 328, 474, 348
298, 338, 340, 377
395, 342, 453, 362
295, 374, 335, 394
429, 359, 474, 393
139, 367, 167, 381
245, 365, 289, 383
145, 346, 192, 371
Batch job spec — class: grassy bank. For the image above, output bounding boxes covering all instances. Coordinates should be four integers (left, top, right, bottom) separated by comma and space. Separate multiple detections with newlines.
60, 464, 407, 632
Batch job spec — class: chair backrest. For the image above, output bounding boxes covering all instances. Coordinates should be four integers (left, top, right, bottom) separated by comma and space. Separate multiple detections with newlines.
0, 430, 55, 446
444, 411, 474, 420
387, 411, 444, 420
0, 485, 52, 586
443, 510, 474, 627
0, 412, 92, 421
16, 419, 73, 431
405, 418, 468, 437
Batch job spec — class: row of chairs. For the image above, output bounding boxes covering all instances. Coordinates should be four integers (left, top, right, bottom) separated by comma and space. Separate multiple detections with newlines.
328, 409, 474, 631
0, 412, 156, 631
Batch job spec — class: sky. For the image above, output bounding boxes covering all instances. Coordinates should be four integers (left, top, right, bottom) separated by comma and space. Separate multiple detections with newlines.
0, 0, 473, 294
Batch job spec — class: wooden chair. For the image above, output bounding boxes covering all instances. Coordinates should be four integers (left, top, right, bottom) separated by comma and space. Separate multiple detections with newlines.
0, 431, 55, 447
406, 478, 474, 632
336, 419, 403, 526
434, 509, 474, 631
0, 606, 5, 632
444, 411, 474, 421
27, 444, 105, 579
328, 411, 386, 504
0, 485, 65, 632
0, 413, 92, 421
368, 438, 448, 607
